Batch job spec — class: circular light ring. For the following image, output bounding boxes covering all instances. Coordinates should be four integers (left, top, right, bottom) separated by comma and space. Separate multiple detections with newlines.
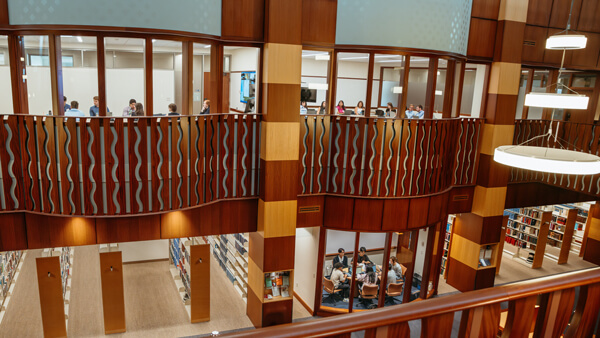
494, 146, 600, 175
524, 92, 589, 110
546, 34, 587, 50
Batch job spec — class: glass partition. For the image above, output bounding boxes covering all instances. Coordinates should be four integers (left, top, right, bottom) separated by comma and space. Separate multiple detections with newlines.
225, 46, 259, 114
434, 59, 447, 117
335, 52, 369, 115
354, 232, 386, 310
321, 230, 356, 312
153, 39, 182, 115
515, 70, 530, 119
60, 35, 98, 116
0, 36, 13, 114
528, 70, 550, 120
372, 54, 404, 117
24, 36, 52, 115
460, 63, 488, 117
193, 43, 211, 115
406, 56, 429, 117
301, 50, 331, 115
105, 37, 145, 116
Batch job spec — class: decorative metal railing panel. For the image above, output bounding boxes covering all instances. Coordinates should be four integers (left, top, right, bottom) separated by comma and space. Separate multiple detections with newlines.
0, 114, 261, 215
298, 116, 483, 197
511, 119, 600, 195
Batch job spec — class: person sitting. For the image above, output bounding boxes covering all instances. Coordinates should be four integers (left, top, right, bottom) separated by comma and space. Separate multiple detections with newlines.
168, 103, 180, 116
356, 270, 378, 308
89, 96, 110, 117
318, 101, 327, 115
357, 247, 371, 265
414, 105, 425, 119
390, 256, 404, 282
332, 248, 348, 268
335, 100, 346, 115
63, 96, 71, 112
65, 101, 85, 121
385, 102, 396, 118
405, 104, 416, 118
123, 99, 136, 117
354, 101, 365, 115
300, 101, 308, 115
386, 264, 397, 287
200, 100, 210, 114
331, 262, 350, 302
134, 102, 144, 116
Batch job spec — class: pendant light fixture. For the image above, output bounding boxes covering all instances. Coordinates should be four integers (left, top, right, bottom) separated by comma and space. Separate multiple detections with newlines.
493, 0, 600, 175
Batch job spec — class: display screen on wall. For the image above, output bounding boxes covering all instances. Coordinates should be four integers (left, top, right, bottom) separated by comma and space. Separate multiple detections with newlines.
240, 71, 256, 103
7, 0, 221, 36
336, 0, 472, 55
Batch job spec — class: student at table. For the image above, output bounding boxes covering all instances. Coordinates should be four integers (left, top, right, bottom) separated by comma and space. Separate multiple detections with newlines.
336, 100, 346, 115
200, 100, 210, 114
318, 101, 327, 115
405, 104, 416, 118
331, 262, 350, 302
333, 248, 348, 268
89, 96, 110, 117
386, 264, 397, 287
168, 103, 180, 116
300, 101, 308, 115
65, 101, 85, 121
390, 256, 404, 281
385, 102, 396, 118
357, 247, 371, 265
63, 96, 71, 112
414, 105, 425, 119
123, 99, 136, 116
134, 103, 144, 116
354, 101, 365, 115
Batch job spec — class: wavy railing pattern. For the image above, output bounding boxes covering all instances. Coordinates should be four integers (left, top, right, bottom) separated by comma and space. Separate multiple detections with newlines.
511, 119, 600, 195
298, 116, 482, 197
0, 114, 260, 216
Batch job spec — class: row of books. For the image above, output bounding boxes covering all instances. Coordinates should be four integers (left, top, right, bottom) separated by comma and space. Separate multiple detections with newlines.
505, 235, 536, 250
551, 215, 567, 225
59, 248, 72, 299
549, 223, 565, 233
548, 232, 563, 241
507, 221, 540, 236
507, 230, 538, 244
0, 251, 22, 300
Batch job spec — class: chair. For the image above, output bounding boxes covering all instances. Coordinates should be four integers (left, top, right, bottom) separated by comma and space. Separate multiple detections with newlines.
322, 277, 342, 306
359, 284, 379, 309
386, 282, 404, 305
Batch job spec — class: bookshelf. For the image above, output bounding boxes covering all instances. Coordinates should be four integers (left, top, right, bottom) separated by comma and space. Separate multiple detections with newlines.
503, 207, 551, 269
169, 238, 192, 317
568, 203, 590, 256
440, 214, 455, 279
205, 233, 249, 303
0, 251, 25, 323
544, 205, 577, 264
42, 247, 73, 322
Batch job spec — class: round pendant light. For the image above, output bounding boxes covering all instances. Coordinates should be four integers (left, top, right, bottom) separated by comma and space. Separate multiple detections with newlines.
524, 92, 589, 110
546, 34, 587, 50
494, 146, 600, 175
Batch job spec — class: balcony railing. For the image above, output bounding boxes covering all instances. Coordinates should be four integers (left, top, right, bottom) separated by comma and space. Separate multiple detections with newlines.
511, 119, 600, 195
221, 267, 600, 337
0, 114, 261, 216
299, 115, 482, 197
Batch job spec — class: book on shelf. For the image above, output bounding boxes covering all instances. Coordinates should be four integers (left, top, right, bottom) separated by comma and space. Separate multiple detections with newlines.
281, 286, 289, 298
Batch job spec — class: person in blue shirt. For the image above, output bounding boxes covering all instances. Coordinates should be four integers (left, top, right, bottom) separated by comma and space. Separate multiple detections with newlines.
414, 105, 425, 119
65, 101, 85, 122
63, 96, 70, 112
405, 104, 416, 118
300, 101, 308, 115
89, 96, 110, 116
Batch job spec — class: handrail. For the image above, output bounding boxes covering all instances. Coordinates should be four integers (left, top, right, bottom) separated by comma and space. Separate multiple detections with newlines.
221, 267, 600, 337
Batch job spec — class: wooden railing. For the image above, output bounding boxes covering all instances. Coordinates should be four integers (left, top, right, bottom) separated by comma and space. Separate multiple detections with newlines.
299, 116, 482, 197
222, 267, 600, 337
511, 119, 600, 195
0, 114, 261, 215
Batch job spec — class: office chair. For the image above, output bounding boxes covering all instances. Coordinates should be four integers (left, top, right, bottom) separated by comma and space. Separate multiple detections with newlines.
322, 277, 343, 306
385, 282, 404, 305
359, 284, 379, 309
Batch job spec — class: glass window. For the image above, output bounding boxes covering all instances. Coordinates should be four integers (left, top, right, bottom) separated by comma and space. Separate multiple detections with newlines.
434, 59, 447, 117
460, 63, 488, 117
60, 36, 98, 116
451, 61, 463, 118
515, 70, 529, 119
193, 43, 211, 115
335, 52, 369, 116
354, 232, 387, 310
372, 54, 404, 117
0, 36, 14, 114
406, 56, 429, 114
301, 50, 331, 115
225, 46, 259, 114
321, 230, 356, 312
153, 39, 182, 115
528, 70, 549, 120
24, 36, 52, 115
572, 74, 596, 88
105, 37, 145, 117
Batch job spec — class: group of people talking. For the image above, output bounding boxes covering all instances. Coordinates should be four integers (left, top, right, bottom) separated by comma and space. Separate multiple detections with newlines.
329, 247, 405, 304
62, 95, 212, 117
301, 100, 426, 119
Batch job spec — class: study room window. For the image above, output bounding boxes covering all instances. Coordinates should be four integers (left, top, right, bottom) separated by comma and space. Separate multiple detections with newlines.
224, 46, 259, 114
335, 52, 369, 116
28, 54, 74, 67
105, 37, 145, 116
0, 35, 13, 114
60, 35, 97, 115
23, 35, 52, 115
301, 49, 331, 115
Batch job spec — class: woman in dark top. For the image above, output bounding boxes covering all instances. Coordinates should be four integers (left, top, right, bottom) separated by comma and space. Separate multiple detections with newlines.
332, 248, 348, 268
318, 101, 327, 115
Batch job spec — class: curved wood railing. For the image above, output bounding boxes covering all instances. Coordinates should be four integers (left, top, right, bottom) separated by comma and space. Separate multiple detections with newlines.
222, 267, 600, 337
511, 119, 600, 195
298, 115, 482, 198
0, 114, 261, 216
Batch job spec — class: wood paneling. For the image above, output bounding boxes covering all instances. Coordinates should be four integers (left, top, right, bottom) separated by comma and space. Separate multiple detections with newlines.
421, 313, 454, 338
323, 196, 354, 229
190, 244, 210, 323
474, 266, 496, 289
477, 153, 509, 188
297, 195, 324, 228
447, 186, 474, 214
263, 236, 296, 272
446, 257, 476, 292
569, 32, 600, 69
96, 215, 160, 244
221, 0, 264, 41
26, 214, 96, 249
471, 0, 501, 20
352, 199, 383, 231
259, 160, 298, 201
577, 0, 600, 32
526, 0, 553, 27
407, 197, 429, 229
0, 213, 27, 251
467, 18, 497, 59
36, 257, 67, 338
505, 182, 597, 209
301, 0, 337, 45
99, 251, 126, 334
262, 83, 301, 122
260, 122, 300, 161
382, 199, 410, 231
583, 238, 600, 265
262, 298, 293, 327
502, 296, 537, 338
522, 25, 548, 63
246, 286, 263, 328
258, 199, 297, 238
264, 0, 302, 45
0, 0, 8, 26
548, 0, 582, 30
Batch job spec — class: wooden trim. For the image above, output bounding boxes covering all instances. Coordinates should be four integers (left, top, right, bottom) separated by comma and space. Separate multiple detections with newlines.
182, 41, 193, 115
210, 43, 224, 114
8, 35, 28, 115
478, 63, 491, 119
293, 291, 314, 316
257, 45, 263, 114
364, 53, 375, 117
0, 0, 8, 27
144, 37, 153, 116
402, 229, 418, 304
377, 65, 385, 109
49, 34, 64, 116
314, 226, 327, 312
424, 57, 438, 119
420, 223, 437, 299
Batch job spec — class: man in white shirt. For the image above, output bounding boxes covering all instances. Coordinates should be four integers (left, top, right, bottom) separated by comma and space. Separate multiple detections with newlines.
330, 262, 350, 302
65, 101, 85, 121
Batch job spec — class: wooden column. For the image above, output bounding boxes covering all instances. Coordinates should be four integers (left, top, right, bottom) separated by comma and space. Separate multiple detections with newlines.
182, 41, 194, 115
210, 44, 223, 114
246, 0, 301, 328
8, 35, 29, 115
364, 53, 374, 117
144, 37, 153, 116
36, 256, 67, 338
442, 60, 456, 118
582, 203, 600, 265
97, 37, 107, 117
99, 251, 126, 334
424, 57, 438, 118
49, 35, 64, 116
190, 244, 210, 322
446, 0, 529, 291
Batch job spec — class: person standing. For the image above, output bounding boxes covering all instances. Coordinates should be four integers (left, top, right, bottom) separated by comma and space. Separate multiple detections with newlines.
89, 96, 110, 117
123, 99, 136, 116
332, 248, 348, 268
331, 262, 350, 302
